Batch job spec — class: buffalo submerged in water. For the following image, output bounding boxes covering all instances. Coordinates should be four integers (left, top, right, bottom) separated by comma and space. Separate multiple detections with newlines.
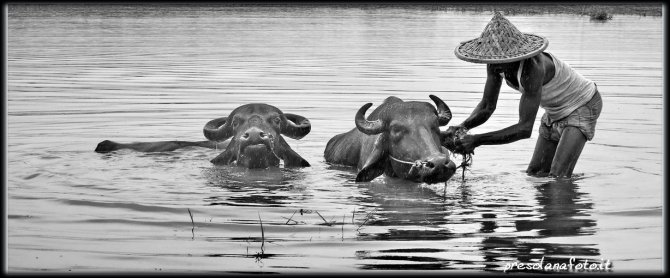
324, 95, 458, 184
95, 103, 311, 168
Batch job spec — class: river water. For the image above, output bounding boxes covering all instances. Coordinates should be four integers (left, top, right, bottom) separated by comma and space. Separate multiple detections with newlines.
6, 4, 664, 273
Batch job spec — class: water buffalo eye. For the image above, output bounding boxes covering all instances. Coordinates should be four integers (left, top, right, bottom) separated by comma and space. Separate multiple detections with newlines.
273, 117, 281, 125
391, 125, 404, 136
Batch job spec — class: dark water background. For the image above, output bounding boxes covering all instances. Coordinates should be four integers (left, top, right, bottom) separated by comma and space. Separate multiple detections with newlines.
7, 4, 663, 273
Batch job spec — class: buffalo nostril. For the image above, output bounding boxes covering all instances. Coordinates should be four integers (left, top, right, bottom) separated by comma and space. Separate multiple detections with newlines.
242, 133, 250, 139
425, 162, 435, 168
259, 132, 266, 138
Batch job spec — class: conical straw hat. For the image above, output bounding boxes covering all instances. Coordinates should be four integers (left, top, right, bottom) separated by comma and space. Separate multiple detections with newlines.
454, 12, 548, 64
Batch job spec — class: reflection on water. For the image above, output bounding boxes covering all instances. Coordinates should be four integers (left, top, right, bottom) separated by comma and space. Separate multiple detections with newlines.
202, 166, 310, 207
7, 4, 663, 273
484, 180, 600, 273
354, 180, 453, 237
353, 178, 601, 271
517, 180, 596, 237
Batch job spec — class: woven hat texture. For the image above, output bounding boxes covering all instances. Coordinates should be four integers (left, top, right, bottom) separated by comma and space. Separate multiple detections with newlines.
454, 12, 548, 64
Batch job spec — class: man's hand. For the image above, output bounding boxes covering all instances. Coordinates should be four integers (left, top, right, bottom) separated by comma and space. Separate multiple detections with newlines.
444, 125, 468, 138
443, 125, 471, 154
454, 134, 477, 155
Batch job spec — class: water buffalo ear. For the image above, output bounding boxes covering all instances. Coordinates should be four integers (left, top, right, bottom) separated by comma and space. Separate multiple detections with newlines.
355, 136, 387, 182
355, 162, 385, 182
210, 140, 237, 165
281, 113, 311, 140
283, 152, 311, 167
274, 137, 311, 167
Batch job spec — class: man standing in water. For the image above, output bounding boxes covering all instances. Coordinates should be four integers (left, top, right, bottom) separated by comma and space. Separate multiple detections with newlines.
447, 12, 602, 178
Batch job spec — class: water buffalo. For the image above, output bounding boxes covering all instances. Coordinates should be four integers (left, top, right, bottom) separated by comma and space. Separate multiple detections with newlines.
95, 103, 311, 168
324, 95, 457, 184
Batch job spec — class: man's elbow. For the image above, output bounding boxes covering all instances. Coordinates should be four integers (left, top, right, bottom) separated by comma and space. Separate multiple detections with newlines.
518, 126, 533, 139
481, 106, 496, 118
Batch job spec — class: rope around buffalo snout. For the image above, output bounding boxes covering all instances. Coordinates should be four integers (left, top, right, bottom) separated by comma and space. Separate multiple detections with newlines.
389, 155, 431, 177
388, 153, 470, 200
388, 152, 472, 182
388, 155, 423, 166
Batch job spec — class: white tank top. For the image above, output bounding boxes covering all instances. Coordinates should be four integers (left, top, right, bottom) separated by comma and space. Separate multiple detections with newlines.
510, 52, 596, 122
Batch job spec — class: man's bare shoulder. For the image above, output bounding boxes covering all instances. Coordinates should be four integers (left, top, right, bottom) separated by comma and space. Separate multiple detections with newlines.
521, 53, 554, 88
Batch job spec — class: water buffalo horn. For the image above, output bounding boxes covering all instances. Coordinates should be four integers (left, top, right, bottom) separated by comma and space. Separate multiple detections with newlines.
429, 94, 452, 126
281, 113, 311, 140
355, 103, 385, 135
203, 116, 234, 141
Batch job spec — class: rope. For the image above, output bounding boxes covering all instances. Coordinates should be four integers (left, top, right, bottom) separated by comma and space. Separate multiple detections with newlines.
389, 152, 472, 181
390, 154, 471, 175
388, 155, 434, 178
455, 153, 473, 181
388, 155, 416, 165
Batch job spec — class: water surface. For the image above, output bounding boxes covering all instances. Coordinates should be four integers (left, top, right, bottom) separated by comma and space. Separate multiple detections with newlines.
6, 4, 663, 273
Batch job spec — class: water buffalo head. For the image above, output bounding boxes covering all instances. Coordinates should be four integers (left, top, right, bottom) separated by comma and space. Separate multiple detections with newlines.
355, 95, 457, 184
203, 103, 311, 168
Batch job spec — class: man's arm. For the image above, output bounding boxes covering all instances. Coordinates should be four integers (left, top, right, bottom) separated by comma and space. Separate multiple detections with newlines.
453, 58, 545, 154
471, 58, 544, 146
460, 64, 504, 130
471, 88, 540, 146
